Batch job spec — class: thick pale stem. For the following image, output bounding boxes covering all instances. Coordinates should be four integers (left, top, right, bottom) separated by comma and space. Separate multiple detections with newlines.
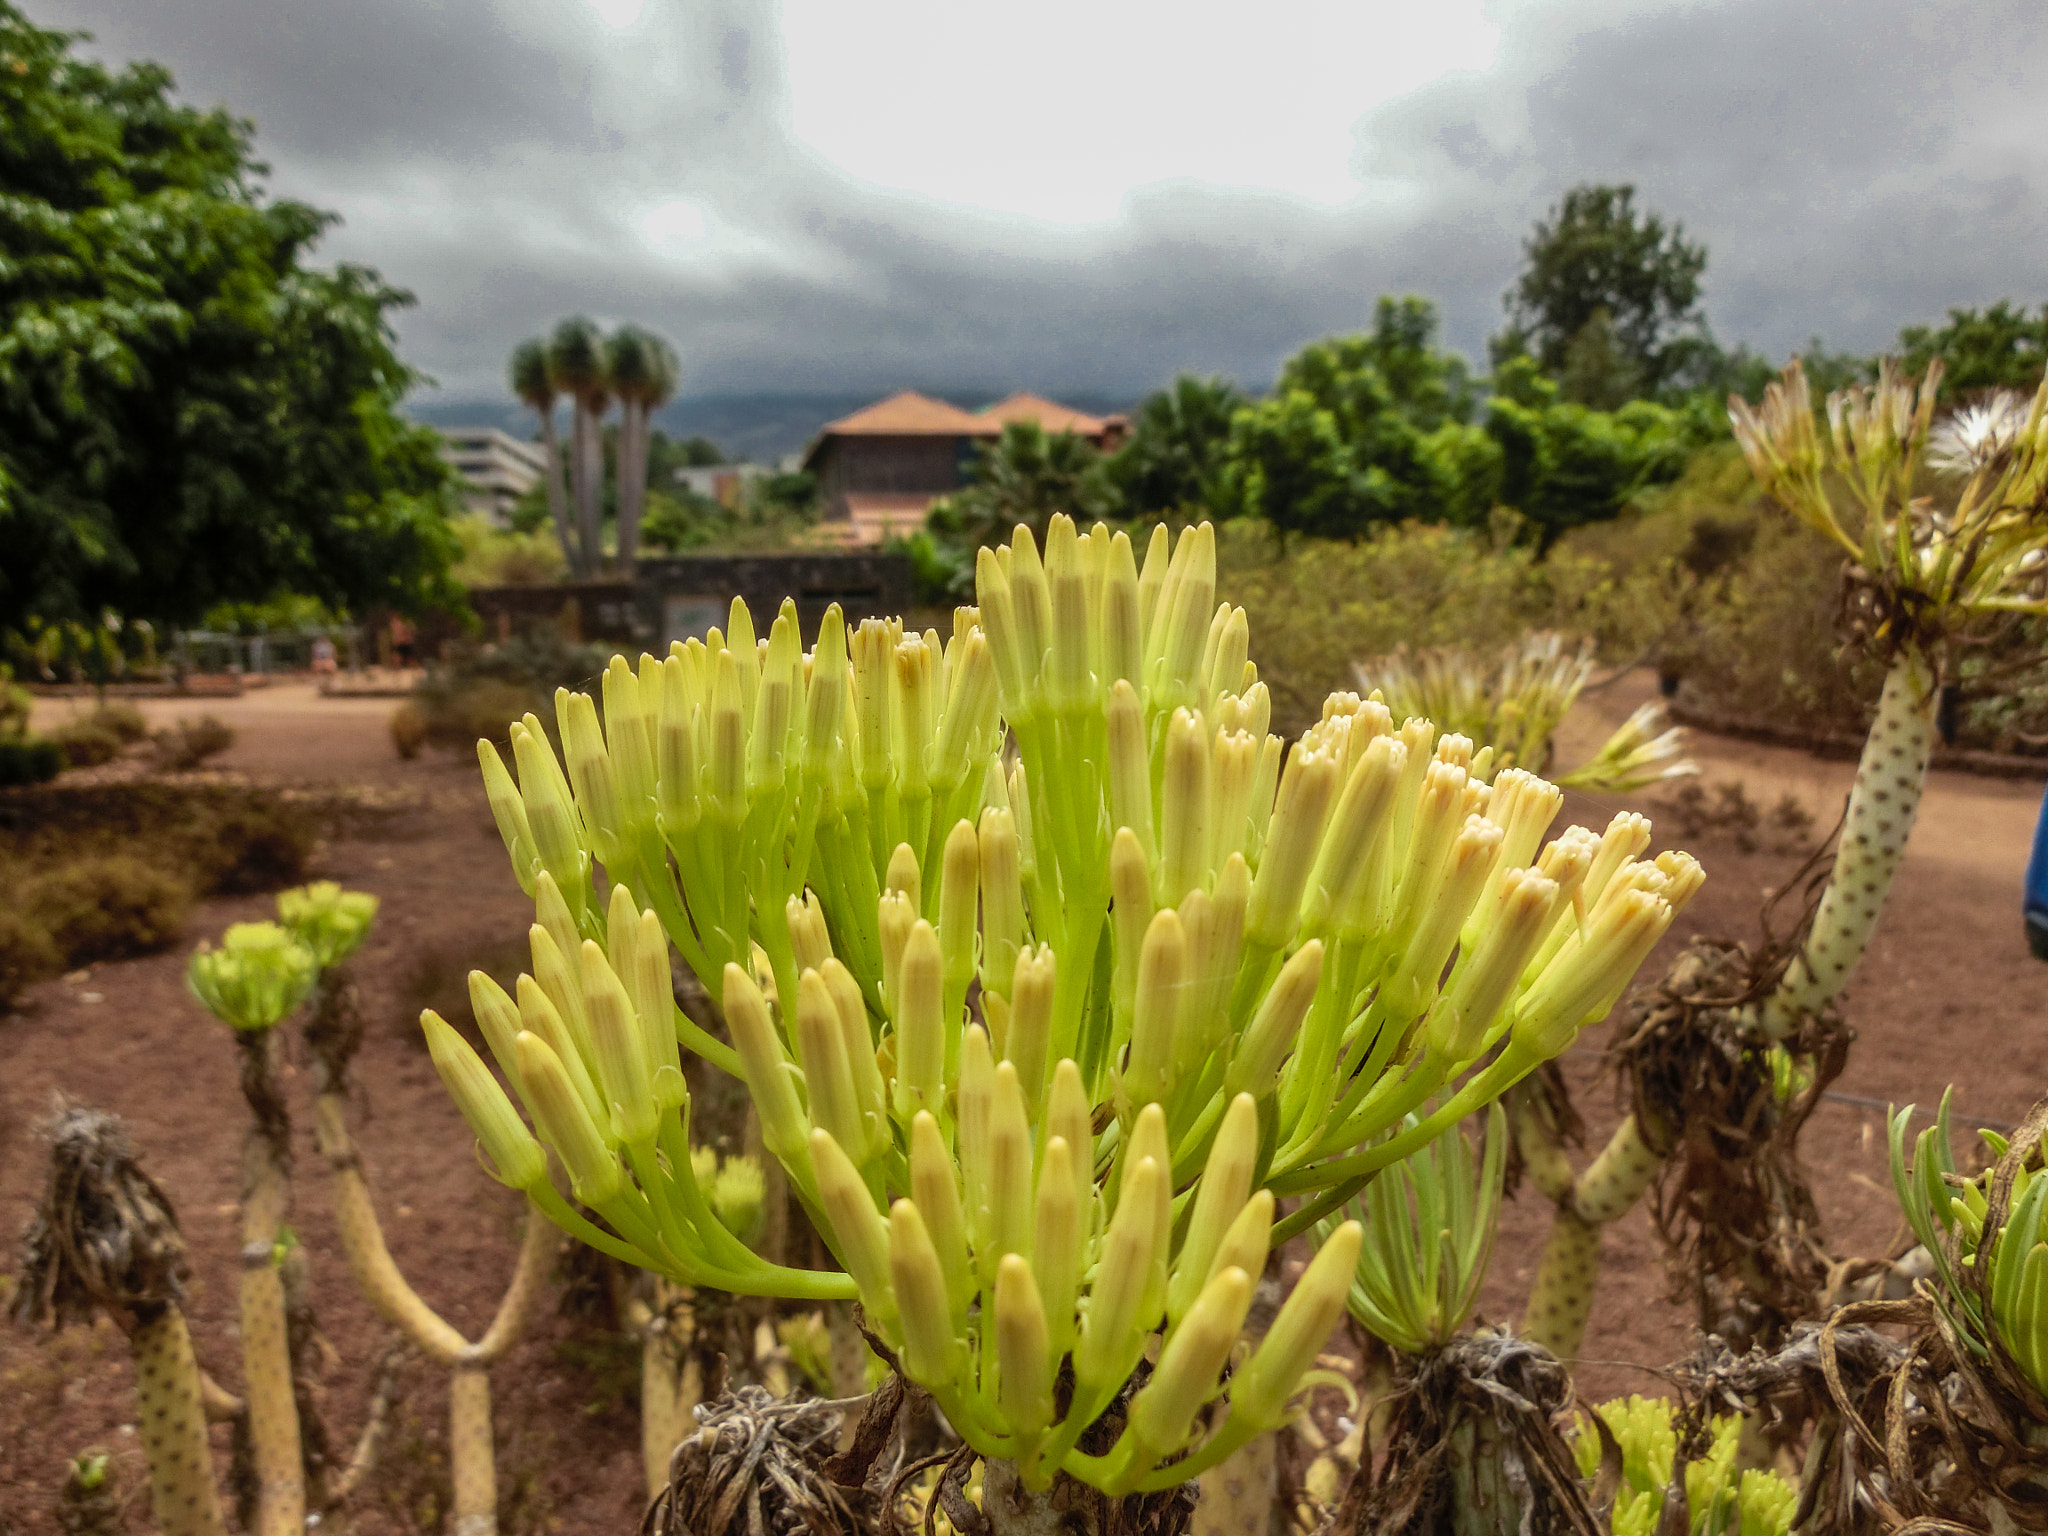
631, 1284, 700, 1499
132, 1306, 230, 1536
1521, 1113, 1661, 1361
238, 1037, 305, 1536
1192, 1433, 1276, 1536
1759, 649, 1939, 1037
449, 1366, 497, 1536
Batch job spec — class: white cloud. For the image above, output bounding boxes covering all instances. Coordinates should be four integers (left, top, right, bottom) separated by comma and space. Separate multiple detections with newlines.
780, 0, 1501, 222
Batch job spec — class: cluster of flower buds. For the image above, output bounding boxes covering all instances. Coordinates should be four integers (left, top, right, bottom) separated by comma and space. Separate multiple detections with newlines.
1730, 360, 2048, 627
448, 515, 1700, 1492
187, 922, 318, 1032
810, 1077, 1362, 1494
476, 598, 1004, 1043
276, 881, 380, 970
421, 874, 854, 1301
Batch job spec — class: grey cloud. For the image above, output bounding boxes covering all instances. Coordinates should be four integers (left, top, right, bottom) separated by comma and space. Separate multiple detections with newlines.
35, 0, 2048, 415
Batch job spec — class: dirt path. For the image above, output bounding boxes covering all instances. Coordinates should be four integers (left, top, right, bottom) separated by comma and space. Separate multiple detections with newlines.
3, 677, 2044, 1528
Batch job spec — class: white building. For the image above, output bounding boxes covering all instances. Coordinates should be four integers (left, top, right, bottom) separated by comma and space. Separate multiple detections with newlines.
440, 428, 548, 523
674, 462, 774, 507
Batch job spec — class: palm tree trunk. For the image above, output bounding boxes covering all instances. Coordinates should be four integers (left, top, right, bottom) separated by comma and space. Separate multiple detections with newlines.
537, 408, 577, 575
577, 403, 605, 573
618, 400, 645, 568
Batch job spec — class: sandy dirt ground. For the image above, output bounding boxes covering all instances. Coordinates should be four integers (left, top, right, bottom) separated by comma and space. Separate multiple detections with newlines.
3, 676, 2044, 1532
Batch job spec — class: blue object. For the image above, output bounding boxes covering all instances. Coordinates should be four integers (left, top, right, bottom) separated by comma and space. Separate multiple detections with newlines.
2027, 779, 2048, 960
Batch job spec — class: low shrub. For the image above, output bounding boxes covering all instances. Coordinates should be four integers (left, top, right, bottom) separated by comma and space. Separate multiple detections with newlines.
91, 702, 150, 743
151, 714, 235, 770
50, 719, 123, 767
0, 736, 63, 786
190, 801, 315, 893
0, 909, 60, 1007
390, 701, 427, 759
28, 855, 192, 964
413, 631, 608, 752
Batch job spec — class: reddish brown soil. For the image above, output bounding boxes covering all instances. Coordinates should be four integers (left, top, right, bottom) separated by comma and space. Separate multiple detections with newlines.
4, 678, 2045, 1532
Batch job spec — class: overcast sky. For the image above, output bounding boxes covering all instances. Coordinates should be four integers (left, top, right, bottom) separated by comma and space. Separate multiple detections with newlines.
40, 0, 2048, 410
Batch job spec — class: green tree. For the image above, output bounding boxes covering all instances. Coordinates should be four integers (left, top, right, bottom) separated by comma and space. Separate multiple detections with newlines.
1896, 300, 2048, 400
934, 421, 1116, 548
0, 5, 460, 628
1106, 373, 1244, 517
1498, 183, 1709, 401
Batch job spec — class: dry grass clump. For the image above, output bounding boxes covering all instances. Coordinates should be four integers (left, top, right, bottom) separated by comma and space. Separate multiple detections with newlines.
389, 702, 427, 760
150, 715, 234, 771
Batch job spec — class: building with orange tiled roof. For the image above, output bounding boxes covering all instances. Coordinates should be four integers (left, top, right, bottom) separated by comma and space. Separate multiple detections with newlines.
804, 389, 1127, 545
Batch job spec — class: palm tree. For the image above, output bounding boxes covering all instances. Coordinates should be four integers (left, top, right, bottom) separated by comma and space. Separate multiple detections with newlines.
548, 317, 612, 572
509, 338, 579, 572
608, 325, 680, 568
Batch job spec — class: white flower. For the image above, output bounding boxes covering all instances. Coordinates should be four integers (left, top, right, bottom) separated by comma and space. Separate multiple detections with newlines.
1928, 392, 2028, 475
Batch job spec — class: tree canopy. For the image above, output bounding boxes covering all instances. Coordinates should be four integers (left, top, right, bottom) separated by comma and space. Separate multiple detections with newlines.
1896, 301, 2048, 401
0, 3, 460, 628
1498, 183, 1709, 403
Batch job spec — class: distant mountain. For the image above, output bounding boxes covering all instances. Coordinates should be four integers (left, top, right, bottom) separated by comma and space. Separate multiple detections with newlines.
407, 389, 1141, 466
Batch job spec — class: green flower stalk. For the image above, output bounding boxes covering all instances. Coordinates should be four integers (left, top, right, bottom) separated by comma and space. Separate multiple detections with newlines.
452, 516, 1693, 1514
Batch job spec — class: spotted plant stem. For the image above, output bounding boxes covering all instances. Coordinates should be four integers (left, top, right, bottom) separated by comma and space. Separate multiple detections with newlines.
449, 1367, 497, 1536
237, 1036, 305, 1536
1759, 649, 1939, 1037
1522, 1114, 1660, 1361
132, 1305, 230, 1536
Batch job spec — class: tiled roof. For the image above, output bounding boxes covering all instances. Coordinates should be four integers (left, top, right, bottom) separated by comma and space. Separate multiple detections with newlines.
976, 392, 1118, 436
822, 390, 996, 436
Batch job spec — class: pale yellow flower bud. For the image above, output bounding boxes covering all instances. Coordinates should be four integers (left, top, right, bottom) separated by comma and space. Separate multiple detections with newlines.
1047, 1059, 1094, 1216
528, 921, 595, 1077
1382, 814, 1503, 1022
1246, 745, 1340, 948
1515, 888, 1673, 1058
478, 740, 539, 896
1244, 734, 1283, 864
559, 689, 625, 865
1046, 515, 1094, 708
889, 1200, 961, 1386
655, 656, 702, 840
512, 722, 587, 902
1159, 707, 1211, 905
1076, 1155, 1165, 1396
1208, 727, 1259, 881
1169, 1094, 1258, 1323
516, 972, 605, 1131
467, 970, 525, 1089
1102, 529, 1143, 689
1131, 1266, 1253, 1456
802, 607, 848, 779
1105, 680, 1155, 865
1429, 867, 1558, 1062
938, 819, 979, 1003
1206, 1189, 1274, 1292
425, 1011, 545, 1189
878, 890, 916, 1017
602, 657, 658, 836
1110, 827, 1155, 1025
581, 939, 657, 1146
517, 1029, 621, 1205
974, 545, 1031, 712
995, 1255, 1056, 1437
911, 1112, 973, 1315
723, 963, 809, 1163
1126, 908, 1188, 1108
786, 892, 832, 974
893, 919, 945, 1119
978, 807, 1026, 1001
1004, 945, 1055, 1115
1227, 936, 1323, 1098
1032, 1136, 1084, 1357
1136, 522, 1171, 650
1206, 607, 1250, 712
1309, 734, 1404, 938
884, 841, 922, 911
1008, 524, 1052, 696
1234, 1219, 1361, 1428
706, 647, 747, 825
958, 1025, 996, 1249
988, 1062, 1034, 1268
811, 1129, 895, 1326
747, 654, 792, 797
933, 629, 997, 793
795, 969, 867, 1164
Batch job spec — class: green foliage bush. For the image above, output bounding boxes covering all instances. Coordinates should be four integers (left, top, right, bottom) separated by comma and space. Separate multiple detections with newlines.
1216, 516, 1662, 736
0, 909, 60, 1007
0, 736, 63, 786
412, 631, 610, 752
50, 719, 123, 767
28, 855, 193, 964
151, 714, 235, 771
